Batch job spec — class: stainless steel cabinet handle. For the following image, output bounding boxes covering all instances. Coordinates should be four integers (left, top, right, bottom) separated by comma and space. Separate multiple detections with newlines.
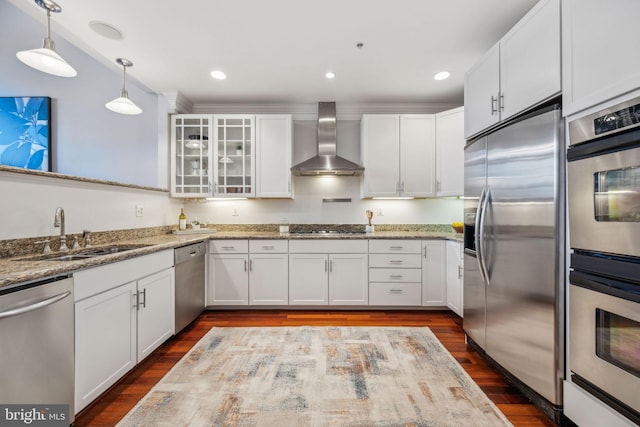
221, 246, 235, 250
140, 289, 146, 308
389, 289, 403, 294
458, 265, 463, 279
329, 260, 333, 272
499, 93, 505, 111
261, 245, 275, 250
324, 259, 328, 272
389, 246, 404, 250
389, 260, 403, 264
491, 96, 498, 115
0, 291, 70, 319
249, 259, 253, 271
389, 274, 404, 279
133, 291, 139, 309
244, 260, 248, 272
437, 180, 441, 192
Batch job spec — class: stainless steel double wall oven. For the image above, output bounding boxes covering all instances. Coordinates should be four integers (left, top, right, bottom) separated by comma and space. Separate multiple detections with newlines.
567, 95, 640, 425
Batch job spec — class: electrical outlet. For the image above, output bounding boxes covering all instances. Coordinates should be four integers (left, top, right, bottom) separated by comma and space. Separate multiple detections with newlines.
135, 204, 144, 217
377, 208, 384, 216
232, 207, 239, 216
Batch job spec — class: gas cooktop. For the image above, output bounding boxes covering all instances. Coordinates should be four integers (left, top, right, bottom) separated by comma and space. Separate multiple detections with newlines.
289, 229, 366, 235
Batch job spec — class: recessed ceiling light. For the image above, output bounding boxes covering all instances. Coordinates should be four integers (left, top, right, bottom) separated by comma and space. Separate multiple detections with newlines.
433, 71, 451, 81
210, 70, 227, 80
88, 21, 124, 40
325, 71, 335, 79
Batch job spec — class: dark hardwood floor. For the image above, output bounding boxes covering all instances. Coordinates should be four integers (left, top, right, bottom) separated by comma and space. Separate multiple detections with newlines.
74, 310, 558, 426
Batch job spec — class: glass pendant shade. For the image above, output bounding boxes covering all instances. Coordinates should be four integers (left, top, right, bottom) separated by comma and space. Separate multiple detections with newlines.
105, 91, 143, 115
105, 58, 142, 115
16, 1, 77, 77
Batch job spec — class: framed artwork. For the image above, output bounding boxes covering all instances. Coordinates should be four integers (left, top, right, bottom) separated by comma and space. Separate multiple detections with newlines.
0, 96, 52, 171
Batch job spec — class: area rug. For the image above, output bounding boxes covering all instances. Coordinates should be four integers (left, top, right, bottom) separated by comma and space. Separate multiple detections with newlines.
117, 327, 512, 427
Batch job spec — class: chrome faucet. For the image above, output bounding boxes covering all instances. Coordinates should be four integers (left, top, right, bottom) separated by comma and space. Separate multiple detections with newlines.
54, 207, 68, 251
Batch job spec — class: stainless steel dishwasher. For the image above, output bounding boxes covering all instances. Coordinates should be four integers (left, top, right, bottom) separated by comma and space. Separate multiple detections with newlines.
174, 242, 206, 333
0, 275, 75, 420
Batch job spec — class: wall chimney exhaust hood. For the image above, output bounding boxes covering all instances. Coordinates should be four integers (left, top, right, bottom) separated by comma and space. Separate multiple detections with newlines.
291, 102, 364, 176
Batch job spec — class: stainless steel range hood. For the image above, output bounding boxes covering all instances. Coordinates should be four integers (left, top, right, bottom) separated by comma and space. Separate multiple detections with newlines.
291, 102, 364, 176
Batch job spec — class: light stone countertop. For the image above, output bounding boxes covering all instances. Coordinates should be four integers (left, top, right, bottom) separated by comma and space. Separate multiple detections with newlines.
0, 230, 463, 290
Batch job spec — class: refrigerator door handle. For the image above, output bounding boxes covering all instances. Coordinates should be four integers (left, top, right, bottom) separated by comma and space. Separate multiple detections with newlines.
478, 186, 491, 285
475, 187, 488, 285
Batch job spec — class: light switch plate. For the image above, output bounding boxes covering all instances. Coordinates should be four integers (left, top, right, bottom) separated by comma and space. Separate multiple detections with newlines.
135, 204, 144, 217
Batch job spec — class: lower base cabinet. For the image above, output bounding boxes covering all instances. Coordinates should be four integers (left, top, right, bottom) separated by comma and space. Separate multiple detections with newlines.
422, 240, 447, 306
73, 251, 174, 414
446, 240, 464, 316
289, 240, 368, 305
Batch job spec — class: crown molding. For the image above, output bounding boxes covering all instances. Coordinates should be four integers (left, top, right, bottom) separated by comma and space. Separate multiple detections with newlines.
191, 102, 462, 120
163, 91, 194, 114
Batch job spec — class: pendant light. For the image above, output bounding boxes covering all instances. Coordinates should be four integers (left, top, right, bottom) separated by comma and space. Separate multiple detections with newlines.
16, 0, 77, 78
105, 58, 142, 115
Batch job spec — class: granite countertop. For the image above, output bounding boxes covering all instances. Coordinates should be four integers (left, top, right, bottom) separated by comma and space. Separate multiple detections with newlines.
0, 230, 463, 290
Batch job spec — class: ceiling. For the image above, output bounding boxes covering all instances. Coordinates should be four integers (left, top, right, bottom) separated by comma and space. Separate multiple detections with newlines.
9, 0, 539, 107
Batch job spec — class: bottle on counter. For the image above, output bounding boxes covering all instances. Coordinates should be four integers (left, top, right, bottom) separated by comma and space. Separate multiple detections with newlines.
179, 208, 187, 231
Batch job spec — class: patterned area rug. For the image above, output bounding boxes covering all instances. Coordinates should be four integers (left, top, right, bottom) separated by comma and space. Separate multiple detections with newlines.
117, 327, 512, 427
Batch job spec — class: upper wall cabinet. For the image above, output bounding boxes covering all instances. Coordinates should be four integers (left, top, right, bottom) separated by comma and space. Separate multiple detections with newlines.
435, 107, 464, 197
255, 115, 292, 198
361, 114, 436, 198
562, 0, 640, 116
213, 115, 255, 198
464, 0, 561, 139
170, 115, 212, 198
170, 114, 293, 199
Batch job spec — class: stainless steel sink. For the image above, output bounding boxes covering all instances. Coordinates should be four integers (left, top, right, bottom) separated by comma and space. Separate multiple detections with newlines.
14, 244, 152, 262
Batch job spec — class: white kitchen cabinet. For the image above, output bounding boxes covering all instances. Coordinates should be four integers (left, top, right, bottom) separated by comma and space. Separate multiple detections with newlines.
249, 240, 289, 305
209, 240, 289, 305
435, 107, 464, 197
213, 115, 255, 198
210, 254, 248, 305
361, 115, 436, 198
74, 281, 136, 414
289, 240, 368, 305
422, 240, 447, 307
289, 253, 328, 304
170, 115, 212, 198
136, 269, 175, 360
446, 240, 463, 317
74, 250, 174, 413
255, 115, 293, 198
369, 240, 422, 306
562, 0, 640, 116
464, 0, 561, 138
329, 254, 368, 305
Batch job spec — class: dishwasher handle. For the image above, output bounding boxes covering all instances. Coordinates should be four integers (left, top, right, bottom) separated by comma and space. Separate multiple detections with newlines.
174, 242, 207, 264
0, 291, 71, 320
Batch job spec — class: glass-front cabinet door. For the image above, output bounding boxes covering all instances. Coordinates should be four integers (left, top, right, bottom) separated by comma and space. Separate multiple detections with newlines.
171, 115, 211, 198
213, 115, 255, 197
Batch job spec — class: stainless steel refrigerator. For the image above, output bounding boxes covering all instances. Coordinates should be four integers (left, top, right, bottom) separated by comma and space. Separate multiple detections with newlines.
463, 104, 564, 419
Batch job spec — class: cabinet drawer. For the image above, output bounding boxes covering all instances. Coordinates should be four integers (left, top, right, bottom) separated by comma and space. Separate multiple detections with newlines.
368, 240, 421, 254
249, 240, 288, 253
369, 268, 421, 283
369, 254, 421, 268
209, 240, 249, 254
369, 282, 422, 306
289, 239, 368, 254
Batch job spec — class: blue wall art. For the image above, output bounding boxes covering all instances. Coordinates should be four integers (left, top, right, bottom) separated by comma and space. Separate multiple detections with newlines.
0, 97, 51, 171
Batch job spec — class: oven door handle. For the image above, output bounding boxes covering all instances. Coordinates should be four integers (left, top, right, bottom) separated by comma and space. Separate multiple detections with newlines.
570, 270, 640, 304
0, 291, 71, 320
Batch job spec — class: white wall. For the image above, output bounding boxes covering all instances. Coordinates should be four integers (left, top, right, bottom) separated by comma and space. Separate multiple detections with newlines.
1, 171, 182, 240
0, 1, 163, 188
